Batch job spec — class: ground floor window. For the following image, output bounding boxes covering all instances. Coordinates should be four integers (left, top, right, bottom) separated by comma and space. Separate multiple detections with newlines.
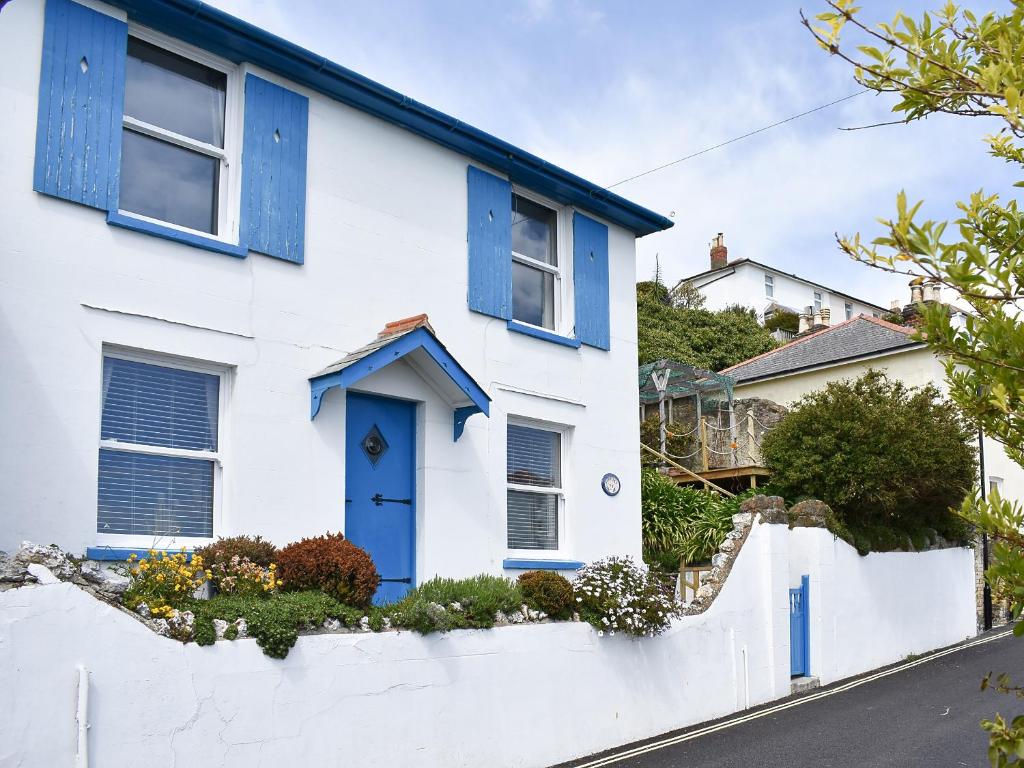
97, 353, 223, 538
506, 421, 564, 550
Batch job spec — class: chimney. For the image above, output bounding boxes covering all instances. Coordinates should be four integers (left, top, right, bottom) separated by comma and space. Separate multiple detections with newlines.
890, 300, 901, 311
909, 278, 924, 304
923, 280, 941, 303
812, 308, 822, 327
798, 308, 813, 334
710, 232, 728, 270
820, 307, 831, 326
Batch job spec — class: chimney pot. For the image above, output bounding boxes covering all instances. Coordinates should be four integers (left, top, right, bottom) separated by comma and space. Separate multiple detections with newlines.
909, 279, 924, 304
820, 307, 831, 326
710, 232, 728, 270
798, 311, 812, 334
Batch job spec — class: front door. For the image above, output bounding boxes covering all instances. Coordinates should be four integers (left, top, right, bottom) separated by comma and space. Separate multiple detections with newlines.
345, 392, 416, 604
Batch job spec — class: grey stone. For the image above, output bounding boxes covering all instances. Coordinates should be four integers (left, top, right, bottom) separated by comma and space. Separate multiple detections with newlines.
507, 610, 525, 624
14, 542, 76, 580
26, 563, 60, 584
0, 550, 36, 588
359, 616, 371, 632
731, 512, 753, 527
449, 601, 463, 612
695, 584, 715, 600
494, 610, 509, 625
80, 561, 130, 595
167, 610, 195, 641
719, 539, 737, 554
711, 553, 728, 569
213, 619, 230, 640
739, 495, 787, 524
322, 618, 342, 632
234, 618, 248, 638
789, 499, 831, 529
136, 602, 151, 618
151, 619, 170, 637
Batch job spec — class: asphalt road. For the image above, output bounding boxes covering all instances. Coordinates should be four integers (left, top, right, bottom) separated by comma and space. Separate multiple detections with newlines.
557, 630, 1024, 768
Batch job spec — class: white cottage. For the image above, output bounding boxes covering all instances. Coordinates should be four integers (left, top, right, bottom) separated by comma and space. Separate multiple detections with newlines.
0, 0, 672, 600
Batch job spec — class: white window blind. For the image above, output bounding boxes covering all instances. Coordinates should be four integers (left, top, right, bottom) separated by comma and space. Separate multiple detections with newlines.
97, 356, 220, 538
507, 423, 561, 550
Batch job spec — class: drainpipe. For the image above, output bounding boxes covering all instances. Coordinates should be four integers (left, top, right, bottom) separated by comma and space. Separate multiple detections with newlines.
978, 426, 993, 631
76, 666, 90, 768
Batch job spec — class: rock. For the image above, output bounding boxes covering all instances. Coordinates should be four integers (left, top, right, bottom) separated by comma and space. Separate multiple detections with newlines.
213, 619, 229, 640
26, 563, 60, 584
711, 553, 728, 569
731, 512, 753, 527
696, 584, 716, 600
359, 616, 371, 632
527, 609, 542, 621
80, 561, 130, 595
136, 602, 151, 618
449, 601, 463, 612
167, 610, 195, 641
234, 618, 248, 638
323, 618, 342, 632
494, 610, 509, 625
151, 619, 170, 637
382, 617, 392, 631
719, 539, 737, 554
14, 542, 76, 580
0, 550, 36, 589
507, 610, 525, 624
739, 495, 787, 524
726, 530, 745, 541
789, 500, 831, 529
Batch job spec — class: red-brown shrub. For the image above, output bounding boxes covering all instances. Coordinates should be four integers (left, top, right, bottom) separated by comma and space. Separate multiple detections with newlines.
276, 532, 380, 608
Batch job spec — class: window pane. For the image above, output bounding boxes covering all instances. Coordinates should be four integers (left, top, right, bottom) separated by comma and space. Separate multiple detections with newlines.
507, 490, 558, 550
512, 261, 555, 329
120, 130, 219, 234
97, 449, 214, 537
102, 357, 219, 451
512, 195, 556, 266
507, 424, 560, 487
125, 38, 226, 146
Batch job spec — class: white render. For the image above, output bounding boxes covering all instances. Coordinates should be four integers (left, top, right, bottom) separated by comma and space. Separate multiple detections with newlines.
0, 521, 976, 768
0, 0, 644, 574
732, 345, 1024, 516
683, 259, 886, 322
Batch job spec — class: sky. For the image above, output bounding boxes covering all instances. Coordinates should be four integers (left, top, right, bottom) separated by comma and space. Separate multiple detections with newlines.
207, 0, 1016, 309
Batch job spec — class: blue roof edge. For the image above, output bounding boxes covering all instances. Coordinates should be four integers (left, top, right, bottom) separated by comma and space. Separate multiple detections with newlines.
104, 0, 674, 237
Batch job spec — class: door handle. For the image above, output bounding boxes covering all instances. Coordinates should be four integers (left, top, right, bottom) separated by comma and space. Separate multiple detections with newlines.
371, 493, 412, 507
379, 577, 412, 584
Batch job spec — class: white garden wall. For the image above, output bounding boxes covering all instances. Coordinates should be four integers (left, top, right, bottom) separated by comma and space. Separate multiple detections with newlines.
0, 521, 977, 768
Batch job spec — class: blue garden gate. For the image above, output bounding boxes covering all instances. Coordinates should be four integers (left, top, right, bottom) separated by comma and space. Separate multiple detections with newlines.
790, 575, 810, 677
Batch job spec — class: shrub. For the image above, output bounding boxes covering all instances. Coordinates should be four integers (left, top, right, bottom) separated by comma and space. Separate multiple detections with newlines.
518, 570, 575, 620
573, 556, 679, 637
123, 549, 208, 618
391, 575, 521, 634
210, 556, 280, 598
761, 371, 977, 550
276, 532, 380, 608
194, 535, 278, 570
765, 309, 800, 334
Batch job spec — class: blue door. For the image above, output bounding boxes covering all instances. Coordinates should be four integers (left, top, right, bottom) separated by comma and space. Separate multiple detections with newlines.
345, 392, 416, 604
790, 575, 810, 677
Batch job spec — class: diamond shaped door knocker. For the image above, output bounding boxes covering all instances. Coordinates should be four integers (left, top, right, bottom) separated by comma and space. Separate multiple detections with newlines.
361, 424, 389, 466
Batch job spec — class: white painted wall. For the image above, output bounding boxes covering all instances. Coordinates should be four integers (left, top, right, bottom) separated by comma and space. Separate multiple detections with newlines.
0, 0, 643, 575
689, 261, 883, 322
0, 521, 976, 768
732, 346, 1024, 514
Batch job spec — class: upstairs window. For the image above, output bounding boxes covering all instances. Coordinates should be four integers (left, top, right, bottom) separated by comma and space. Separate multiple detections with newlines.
512, 194, 562, 330
97, 354, 224, 539
845, 302, 853, 320
119, 36, 236, 237
813, 291, 823, 312
507, 423, 564, 551
764, 274, 774, 298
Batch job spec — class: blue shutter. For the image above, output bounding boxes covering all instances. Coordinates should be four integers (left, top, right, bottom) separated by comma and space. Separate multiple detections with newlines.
573, 212, 610, 350
467, 165, 512, 319
240, 74, 309, 264
34, 0, 127, 210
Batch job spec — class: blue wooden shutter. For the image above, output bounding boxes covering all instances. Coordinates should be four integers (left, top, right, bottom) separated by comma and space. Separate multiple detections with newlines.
34, 0, 127, 210
240, 74, 309, 264
467, 166, 512, 319
573, 212, 610, 350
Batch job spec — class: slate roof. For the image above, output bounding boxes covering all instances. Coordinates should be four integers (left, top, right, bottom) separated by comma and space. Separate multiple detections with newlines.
721, 315, 922, 384
312, 315, 438, 379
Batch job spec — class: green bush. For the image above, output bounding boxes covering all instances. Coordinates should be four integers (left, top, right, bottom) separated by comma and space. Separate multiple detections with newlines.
390, 575, 521, 634
761, 371, 977, 551
518, 571, 575, 620
641, 469, 744, 568
765, 310, 799, 334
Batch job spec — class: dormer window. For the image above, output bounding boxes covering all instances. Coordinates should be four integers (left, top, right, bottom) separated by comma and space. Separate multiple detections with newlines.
512, 193, 563, 330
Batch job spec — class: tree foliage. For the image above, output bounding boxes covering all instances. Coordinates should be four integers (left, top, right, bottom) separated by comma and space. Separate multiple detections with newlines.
637, 280, 776, 369
765, 309, 800, 334
761, 372, 976, 549
805, 3, 1024, 759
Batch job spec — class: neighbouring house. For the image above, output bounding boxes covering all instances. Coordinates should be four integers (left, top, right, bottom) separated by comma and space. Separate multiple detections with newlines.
677, 233, 888, 332
0, 0, 674, 600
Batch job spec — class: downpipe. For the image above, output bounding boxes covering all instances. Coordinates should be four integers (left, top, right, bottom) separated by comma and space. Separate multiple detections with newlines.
76, 666, 89, 768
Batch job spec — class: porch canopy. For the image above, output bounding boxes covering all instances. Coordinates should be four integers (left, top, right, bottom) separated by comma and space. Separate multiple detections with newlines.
309, 315, 490, 441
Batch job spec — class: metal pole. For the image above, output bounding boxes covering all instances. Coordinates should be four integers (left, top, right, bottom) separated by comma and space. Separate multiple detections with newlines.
978, 426, 993, 631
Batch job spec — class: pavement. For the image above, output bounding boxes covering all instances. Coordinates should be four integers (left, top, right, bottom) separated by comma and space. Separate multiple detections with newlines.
555, 629, 1024, 768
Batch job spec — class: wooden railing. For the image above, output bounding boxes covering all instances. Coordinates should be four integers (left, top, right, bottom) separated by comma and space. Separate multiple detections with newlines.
679, 565, 712, 602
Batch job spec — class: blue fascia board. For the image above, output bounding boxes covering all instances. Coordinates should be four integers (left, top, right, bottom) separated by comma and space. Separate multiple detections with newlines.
507, 321, 582, 349
309, 328, 491, 441
86, 546, 194, 561
103, 0, 673, 237
503, 558, 585, 571
107, 211, 248, 257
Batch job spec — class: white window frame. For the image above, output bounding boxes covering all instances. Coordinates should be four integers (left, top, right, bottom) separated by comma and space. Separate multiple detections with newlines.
813, 291, 823, 312
118, 26, 244, 244
505, 416, 571, 558
764, 273, 774, 298
95, 346, 230, 550
510, 187, 574, 336
845, 302, 853, 320
989, 476, 1004, 497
